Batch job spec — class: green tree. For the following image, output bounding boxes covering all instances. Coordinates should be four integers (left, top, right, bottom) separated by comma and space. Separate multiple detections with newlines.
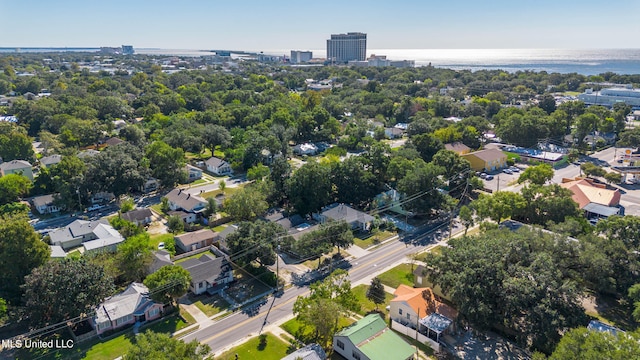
146, 140, 187, 188
549, 328, 640, 360
397, 162, 446, 215
0, 212, 50, 304
117, 233, 153, 282
604, 171, 622, 184
247, 163, 270, 181
204, 197, 217, 218
167, 215, 185, 234
293, 269, 359, 346
226, 221, 284, 266
224, 185, 269, 221
459, 205, 475, 235
580, 162, 606, 178
628, 283, 640, 322
0, 123, 34, 162
520, 185, 580, 225
124, 331, 212, 360
286, 162, 332, 215
0, 174, 32, 206
143, 265, 191, 305
366, 277, 386, 310
518, 164, 554, 185
410, 133, 444, 162
473, 191, 526, 223
202, 124, 231, 155
425, 228, 585, 353
0, 297, 6, 326
84, 143, 149, 197
120, 198, 135, 213
22, 258, 114, 327
321, 221, 354, 254
331, 157, 380, 207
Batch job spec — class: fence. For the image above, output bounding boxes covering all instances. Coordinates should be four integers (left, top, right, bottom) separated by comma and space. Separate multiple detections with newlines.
391, 320, 440, 352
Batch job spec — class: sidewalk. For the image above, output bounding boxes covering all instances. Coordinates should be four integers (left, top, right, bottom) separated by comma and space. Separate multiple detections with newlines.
179, 301, 212, 327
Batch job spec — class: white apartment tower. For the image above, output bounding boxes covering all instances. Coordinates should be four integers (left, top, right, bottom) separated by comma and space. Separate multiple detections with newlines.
290, 50, 313, 64
327, 32, 366, 63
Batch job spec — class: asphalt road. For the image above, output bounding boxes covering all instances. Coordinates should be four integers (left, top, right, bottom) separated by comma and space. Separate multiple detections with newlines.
182, 218, 461, 354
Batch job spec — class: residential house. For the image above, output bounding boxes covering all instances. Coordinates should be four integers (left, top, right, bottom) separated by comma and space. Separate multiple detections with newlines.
90, 191, 115, 204
40, 154, 63, 168
462, 149, 507, 172
205, 156, 232, 175
560, 177, 622, 219
50, 245, 67, 258
390, 285, 457, 343
77, 149, 99, 159
174, 229, 218, 253
282, 343, 326, 360
148, 250, 173, 274
142, 178, 160, 193
48, 219, 124, 252
92, 282, 163, 335
177, 252, 233, 295
316, 203, 374, 231
333, 314, 415, 360
384, 127, 404, 139
374, 189, 412, 217
167, 210, 197, 224
444, 142, 471, 155
121, 208, 153, 226
413, 265, 427, 287
103, 137, 124, 147
0, 160, 33, 180
293, 143, 319, 156
31, 194, 61, 214
165, 188, 207, 222
216, 224, 238, 253
185, 164, 203, 182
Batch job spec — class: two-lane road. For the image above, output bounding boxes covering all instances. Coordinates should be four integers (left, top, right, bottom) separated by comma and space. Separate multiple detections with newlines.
182, 224, 452, 354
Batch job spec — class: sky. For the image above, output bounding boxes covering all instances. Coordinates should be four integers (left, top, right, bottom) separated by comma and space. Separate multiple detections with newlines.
2, 0, 639, 50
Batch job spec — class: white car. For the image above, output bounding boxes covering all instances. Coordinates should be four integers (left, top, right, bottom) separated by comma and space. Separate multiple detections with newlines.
158, 242, 165, 250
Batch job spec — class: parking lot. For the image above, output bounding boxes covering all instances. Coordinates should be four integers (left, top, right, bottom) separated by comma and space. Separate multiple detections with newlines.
480, 166, 524, 192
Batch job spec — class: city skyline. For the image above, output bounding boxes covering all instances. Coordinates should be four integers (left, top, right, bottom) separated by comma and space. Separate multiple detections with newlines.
2, 0, 640, 50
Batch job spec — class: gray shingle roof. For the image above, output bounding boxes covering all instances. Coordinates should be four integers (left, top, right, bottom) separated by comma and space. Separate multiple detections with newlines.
95, 283, 155, 324
321, 203, 374, 224
0, 159, 31, 171
165, 188, 207, 212
32, 194, 56, 208
121, 208, 153, 222
178, 253, 230, 284
205, 156, 228, 168
40, 155, 63, 166
175, 229, 217, 247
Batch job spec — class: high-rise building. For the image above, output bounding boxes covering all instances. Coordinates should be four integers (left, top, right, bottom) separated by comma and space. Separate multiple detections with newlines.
290, 50, 313, 64
327, 32, 366, 63
121, 45, 134, 55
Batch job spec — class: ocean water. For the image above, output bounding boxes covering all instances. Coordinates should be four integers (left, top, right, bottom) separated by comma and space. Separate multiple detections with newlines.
2, 47, 639, 75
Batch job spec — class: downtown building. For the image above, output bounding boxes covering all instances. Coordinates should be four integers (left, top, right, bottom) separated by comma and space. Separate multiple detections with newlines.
327, 32, 366, 63
290, 50, 313, 64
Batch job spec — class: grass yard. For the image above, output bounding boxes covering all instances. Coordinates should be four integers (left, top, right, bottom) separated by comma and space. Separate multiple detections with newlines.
193, 295, 230, 317
149, 203, 164, 214
352, 284, 394, 318
393, 330, 435, 358
191, 178, 207, 185
201, 185, 241, 199
180, 307, 197, 325
281, 317, 354, 345
216, 333, 290, 360
149, 233, 174, 251
212, 224, 228, 232
377, 263, 415, 289
354, 230, 396, 249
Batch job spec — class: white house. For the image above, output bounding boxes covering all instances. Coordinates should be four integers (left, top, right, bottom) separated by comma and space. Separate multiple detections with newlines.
205, 157, 232, 176
92, 283, 163, 335
177, 252, 233, 295
31, 194, 61, 214
333, 314, 414, 360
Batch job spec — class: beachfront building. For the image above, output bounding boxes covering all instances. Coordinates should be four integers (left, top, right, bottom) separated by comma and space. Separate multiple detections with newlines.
327, 32, 367, 63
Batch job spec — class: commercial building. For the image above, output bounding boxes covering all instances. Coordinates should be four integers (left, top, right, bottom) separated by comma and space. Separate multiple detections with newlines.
578, 86, 640, 108
327, 32, 366, 63
290, 50, 313, 64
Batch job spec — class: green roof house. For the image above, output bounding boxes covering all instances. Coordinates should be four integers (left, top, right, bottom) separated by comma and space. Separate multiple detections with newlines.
333, 314, 415, 360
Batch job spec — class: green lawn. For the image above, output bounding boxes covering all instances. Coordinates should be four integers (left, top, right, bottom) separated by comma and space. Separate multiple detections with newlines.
191, 178, 207, 185
377, 263, 415, 289
393, 330, 435, 358
216, 333, 290, 360
149, 233, 174, 250
18, 314, 189, 360
193, 295, 229, 317
352, 284, 394, 317
212, 224, 228, 232
175, 249, 212, 264
201, 185, 241, 199
180, 307, 197, 325
281, 317, 354, 345
149, 203, 164, 214
354, 230, 396, 249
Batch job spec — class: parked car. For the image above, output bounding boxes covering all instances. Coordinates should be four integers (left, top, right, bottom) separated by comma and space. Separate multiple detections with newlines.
480, 172, 488, 179
87, 204, 105, 212
503, 169, 513, 174
510, 166, 520, 172
158, 242, 165, 250
486, 175, 494, 180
